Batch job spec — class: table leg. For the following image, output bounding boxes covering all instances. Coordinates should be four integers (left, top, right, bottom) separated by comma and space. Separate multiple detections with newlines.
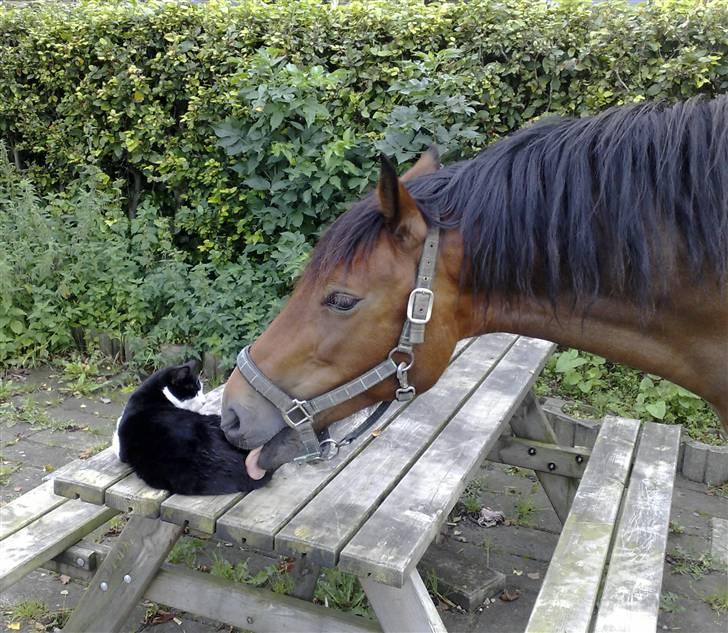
63, 514, 183, 633
360, 569, 447, 633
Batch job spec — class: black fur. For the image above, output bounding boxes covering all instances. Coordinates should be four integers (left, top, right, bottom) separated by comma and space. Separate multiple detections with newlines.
308, 97, 728, 307
116, 361, 271, 494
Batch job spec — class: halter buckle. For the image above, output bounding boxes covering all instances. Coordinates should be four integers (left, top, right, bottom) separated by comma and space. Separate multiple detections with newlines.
396, 385, 416, 401
284, 399, 315, 429
407, 288, 434, 325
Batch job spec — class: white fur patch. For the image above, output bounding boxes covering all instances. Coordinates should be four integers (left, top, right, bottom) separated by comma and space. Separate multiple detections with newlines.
163, 384, 206, 413
111, 414, 123, 460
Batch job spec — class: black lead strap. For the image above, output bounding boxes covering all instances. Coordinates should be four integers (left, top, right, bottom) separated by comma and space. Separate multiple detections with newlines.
338, 400, 392, 447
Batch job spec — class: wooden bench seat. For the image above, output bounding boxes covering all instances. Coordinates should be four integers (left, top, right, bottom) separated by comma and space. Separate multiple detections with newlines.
526, 417, 681, 633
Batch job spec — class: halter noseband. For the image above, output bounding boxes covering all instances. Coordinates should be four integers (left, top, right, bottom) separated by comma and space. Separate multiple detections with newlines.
236, 222, 440, 463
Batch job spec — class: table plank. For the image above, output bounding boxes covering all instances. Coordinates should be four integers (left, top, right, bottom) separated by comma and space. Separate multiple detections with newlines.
525, 416, 640, 633
54, 447, 132, 504
105, 473, 171, 517
274, 333, 517, 566
0, 479, 68, 541
339, 337, 554, 585
0, 499, 118, 592
216, 339, 478, 549
162, 492, 245, 534
593, 422, 681, 633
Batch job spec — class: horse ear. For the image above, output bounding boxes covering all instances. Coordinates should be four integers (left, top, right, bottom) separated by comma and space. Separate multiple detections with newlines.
376, 154, 428, 246
401, 146, 440, 183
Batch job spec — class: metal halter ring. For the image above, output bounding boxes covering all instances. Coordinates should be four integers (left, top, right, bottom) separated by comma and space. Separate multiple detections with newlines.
319, 438, 340, 461
388, 347, 414, 372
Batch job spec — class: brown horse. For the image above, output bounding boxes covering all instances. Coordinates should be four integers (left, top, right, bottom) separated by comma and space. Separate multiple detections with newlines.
222, 97, 728, 478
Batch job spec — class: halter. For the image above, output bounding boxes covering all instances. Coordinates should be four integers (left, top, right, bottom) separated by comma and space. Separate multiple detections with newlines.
236, 223, 440, 463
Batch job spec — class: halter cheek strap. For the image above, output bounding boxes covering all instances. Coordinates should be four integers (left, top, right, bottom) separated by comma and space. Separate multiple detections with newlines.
236, 222, 440, 463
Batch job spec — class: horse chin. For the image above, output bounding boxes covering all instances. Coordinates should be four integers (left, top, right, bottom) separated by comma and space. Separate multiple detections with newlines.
257, 427, 306, 471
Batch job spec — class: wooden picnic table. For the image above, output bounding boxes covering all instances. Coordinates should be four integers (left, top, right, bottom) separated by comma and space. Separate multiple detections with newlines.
0, 333, 681, 633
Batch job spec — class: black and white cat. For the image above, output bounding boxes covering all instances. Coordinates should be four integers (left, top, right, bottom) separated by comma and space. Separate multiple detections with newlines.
112, 361, 270, 495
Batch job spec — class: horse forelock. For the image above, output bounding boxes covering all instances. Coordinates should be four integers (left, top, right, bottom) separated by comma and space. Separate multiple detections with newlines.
306, 96, 728, 305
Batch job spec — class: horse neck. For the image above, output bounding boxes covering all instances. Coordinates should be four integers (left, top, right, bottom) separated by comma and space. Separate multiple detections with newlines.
455, 283, 728, 425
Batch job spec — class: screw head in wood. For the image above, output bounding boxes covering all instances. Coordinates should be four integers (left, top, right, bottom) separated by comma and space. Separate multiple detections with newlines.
247, 617, 254, 624
575, 454, 584, 464
100, 581, 108, 592
548, 462, 556, 471
123, 574, 132, 584
76, 557, 85, 567
527, 447, 537, 456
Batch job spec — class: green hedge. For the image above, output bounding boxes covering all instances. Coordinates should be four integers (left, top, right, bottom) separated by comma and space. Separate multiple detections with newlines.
0, 0, 726, 367
2, 0, 726, 258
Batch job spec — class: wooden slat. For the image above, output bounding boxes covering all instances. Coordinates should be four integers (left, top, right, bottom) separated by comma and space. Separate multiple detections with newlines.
54, 447, 132, 504
593, 422, 681, 633
274, 334, 518, 566
0, 500, 118, 592
146, 566, 380, 633
63, 515, 184, 633
162, 492, 245, 534
0, 479, 68, 541
360, 570, 446, 633
525, 416, 640, 633
339, 337, 554, 585
488, 435, 590, 478
216, 338, 478, 549
105, 473, 171, 517
510, 392, 576, 524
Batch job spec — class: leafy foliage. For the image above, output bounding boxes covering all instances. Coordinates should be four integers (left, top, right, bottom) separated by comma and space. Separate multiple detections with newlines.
537, 349, 722, 444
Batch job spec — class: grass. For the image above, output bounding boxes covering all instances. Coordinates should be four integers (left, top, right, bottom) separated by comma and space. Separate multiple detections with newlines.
459, 477, 486, 514
659, 592, 684, 614
704, 589, 728, 613
513, 495, 537, 526
315, 568, 372, 618
667, 547, 713, 579
0, 461, 20, 486
167, 536, 206, 568
7, 599, 70, 630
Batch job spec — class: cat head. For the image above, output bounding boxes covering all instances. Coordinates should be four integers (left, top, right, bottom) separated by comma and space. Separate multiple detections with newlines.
159, 360, 203, 404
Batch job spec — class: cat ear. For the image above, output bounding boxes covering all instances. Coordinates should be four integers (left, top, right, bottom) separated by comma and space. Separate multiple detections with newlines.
184, 359, 201, 375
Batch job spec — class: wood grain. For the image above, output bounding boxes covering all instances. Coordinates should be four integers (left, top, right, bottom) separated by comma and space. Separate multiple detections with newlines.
338, 337, 554, 585
593, 421, 681, 633
54, 447, 132, 504
525, 417, 640, 633
105, 473, 170, 517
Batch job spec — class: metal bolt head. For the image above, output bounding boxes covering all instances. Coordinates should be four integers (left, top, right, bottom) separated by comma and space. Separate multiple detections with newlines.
123, 574, 132, 584
100, 581, 108, 592
548, 462, 557, 471
247, 617, 254, 624
575, 454, 584, 464
76, 557, 85, 567
527, 447, 537, 456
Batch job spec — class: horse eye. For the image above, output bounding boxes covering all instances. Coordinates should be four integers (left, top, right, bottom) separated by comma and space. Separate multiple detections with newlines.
324, 292, 361, 312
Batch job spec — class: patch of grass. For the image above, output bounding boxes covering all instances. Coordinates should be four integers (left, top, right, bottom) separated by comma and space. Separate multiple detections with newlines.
669, 521, 685, 535
315, 568, 372, 618
513, 495, 537, 526
55, 353, 115, 397
704, 589, 728, 613
168, 537, 206, 568
0, 461, 20, 486
209, 556, 293, 594
708, 482, 728, 498
505, 466, 532, 478
459, 477, 486, 514
9, 599, 49, 622
660, 592, 684, 614
0, 379, 35, 402
667, 547, 713, 579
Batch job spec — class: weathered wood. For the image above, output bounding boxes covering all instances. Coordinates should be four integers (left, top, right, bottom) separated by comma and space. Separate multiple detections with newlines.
0, 479, 68, 540
593, 422, 681, 633
216, 339, 478, 550
0, 500, 117, 592
42, 543, 378, 633
54, 447, 132, 504
525, 416, 640, 633
146, 565, 380, 633
63, 515, 183, 633
338, 337, 554, 585
360, 570, 445, 633
509, 391, 576, 524
711, 517, 728, 568
275, 334, 518, 566
105, 473, 170, 517
289, 556, 322, 601
488, 436, 590, 478
162, 492, 244, 534
42, 541, 111, 582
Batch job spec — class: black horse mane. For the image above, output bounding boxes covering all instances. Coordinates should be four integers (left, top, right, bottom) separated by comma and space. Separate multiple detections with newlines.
308, 96, 728, 305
